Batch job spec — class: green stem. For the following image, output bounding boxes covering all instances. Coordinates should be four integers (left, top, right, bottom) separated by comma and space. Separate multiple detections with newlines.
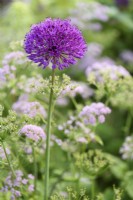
44, 69, 55, 200
91, 179, 95, 200
1, 141, 16, 177
70, 97, 78, 109
32, 146, 37, 194
124, 111, 132, 136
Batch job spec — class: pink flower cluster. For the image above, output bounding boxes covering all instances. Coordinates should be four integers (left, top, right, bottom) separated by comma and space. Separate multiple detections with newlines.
79, 102, 111, 126
13, 95, 46, 118
0, 170, 34, 199
20, 124, 46, 142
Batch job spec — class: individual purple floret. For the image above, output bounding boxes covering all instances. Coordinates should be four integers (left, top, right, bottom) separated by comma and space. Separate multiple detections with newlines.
79, 102, 111, 126
20, 124, 46, 142
24, 18, 87, 70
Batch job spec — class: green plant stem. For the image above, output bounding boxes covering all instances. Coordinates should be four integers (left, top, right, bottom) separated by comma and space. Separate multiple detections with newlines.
70, 97, 78, 110
91, 178, 95, 200
1, 141, 16, 177
32, 146, 37, 194
44, 69, 55, 200
124, 111, 132, 136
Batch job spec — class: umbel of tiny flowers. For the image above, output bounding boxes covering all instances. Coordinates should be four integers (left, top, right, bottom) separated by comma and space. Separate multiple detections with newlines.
20, 124, 46, 142
24, 18, 87, 200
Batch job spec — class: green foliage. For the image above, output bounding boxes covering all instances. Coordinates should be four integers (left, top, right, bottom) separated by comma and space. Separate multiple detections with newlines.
74, 150, 110, 178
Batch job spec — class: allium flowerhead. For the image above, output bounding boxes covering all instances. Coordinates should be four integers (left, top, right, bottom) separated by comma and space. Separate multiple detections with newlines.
24, 18, 87, 70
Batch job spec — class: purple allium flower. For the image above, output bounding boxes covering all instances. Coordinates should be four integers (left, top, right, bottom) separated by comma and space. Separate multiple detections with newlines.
24, 18, 87, 70
20, 124, 46, 142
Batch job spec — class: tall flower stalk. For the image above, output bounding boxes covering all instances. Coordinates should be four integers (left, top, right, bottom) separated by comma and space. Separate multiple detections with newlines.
1, 141, 16, 178
24, 18, 87, 200
32, 145, 37, 194
45, 69, 55, 200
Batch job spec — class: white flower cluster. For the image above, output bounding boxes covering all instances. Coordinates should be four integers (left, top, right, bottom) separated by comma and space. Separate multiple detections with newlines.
70, 2, 111, 31
59, 81, 93, 99
86, 62, 130, 82
12, 94, 47, 118
120, 136, 133, 160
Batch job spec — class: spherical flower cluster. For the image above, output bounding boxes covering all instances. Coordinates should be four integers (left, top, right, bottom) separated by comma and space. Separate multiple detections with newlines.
12, 96, 46, 118
0, 147, 10, 160
24, 18, 87, 70
79, 102, 111, 126
20, 124, 46, 142
120, 136, 133, 160
86, 62, 130, 82
0, 170, 34, 199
